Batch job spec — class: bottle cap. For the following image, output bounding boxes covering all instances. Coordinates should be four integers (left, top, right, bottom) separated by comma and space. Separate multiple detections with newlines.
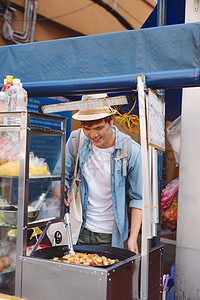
6, 75, 13, 84
13, 78, 21, 84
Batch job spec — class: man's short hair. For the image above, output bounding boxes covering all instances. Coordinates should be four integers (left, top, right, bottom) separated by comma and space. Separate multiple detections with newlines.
81, 115, 113, 127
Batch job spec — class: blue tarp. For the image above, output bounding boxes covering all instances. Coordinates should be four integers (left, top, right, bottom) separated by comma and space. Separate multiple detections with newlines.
142, 0, 185, 120
0, 23, 199, 82
0, 22, 200, 120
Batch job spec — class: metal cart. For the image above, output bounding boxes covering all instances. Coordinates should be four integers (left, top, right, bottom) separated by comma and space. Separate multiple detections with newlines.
0, 111, 66, 296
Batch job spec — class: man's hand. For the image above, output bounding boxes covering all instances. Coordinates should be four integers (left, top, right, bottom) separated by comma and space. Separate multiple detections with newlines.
53, 184, 61, 200
127, 236, 139, 254
64, 195, 72, 206
53, 184, 71, 206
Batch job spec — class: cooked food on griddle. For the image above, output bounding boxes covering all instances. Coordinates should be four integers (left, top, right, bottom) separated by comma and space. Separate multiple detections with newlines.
52, 252, 119, 266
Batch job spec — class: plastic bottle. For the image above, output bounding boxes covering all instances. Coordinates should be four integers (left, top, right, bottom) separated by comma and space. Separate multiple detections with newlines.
0, 92, 5, 124
1, 75, 13, 92
5, 78, 27, 125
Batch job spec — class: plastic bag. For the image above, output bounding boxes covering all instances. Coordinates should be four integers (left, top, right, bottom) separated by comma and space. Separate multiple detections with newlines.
161, 178, 179, 231
167, 116, 181, 166
0, 132, 20, 164
29, 152, 50, 176
68, 181, 82, 244
0, 152, 50, 176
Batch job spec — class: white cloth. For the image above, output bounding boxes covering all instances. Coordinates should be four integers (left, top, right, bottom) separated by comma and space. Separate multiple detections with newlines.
84, 144, 114, 234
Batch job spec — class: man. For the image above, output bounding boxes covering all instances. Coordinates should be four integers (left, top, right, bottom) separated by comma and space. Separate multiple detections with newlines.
54, 94, 142, 254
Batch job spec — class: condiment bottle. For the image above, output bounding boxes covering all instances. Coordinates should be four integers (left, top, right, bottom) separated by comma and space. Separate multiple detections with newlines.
1, 75, 13, 92
5, 78, 27, 125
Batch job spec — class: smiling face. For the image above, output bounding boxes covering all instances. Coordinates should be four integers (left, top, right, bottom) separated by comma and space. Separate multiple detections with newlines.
81, 117, 115, 149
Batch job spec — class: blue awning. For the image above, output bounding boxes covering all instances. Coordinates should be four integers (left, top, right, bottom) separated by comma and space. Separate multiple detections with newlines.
13, 68, 200, 97
0, 22, 200, 120
0, 23, 199, 83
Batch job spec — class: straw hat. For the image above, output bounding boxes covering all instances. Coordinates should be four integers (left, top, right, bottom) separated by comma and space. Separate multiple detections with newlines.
72, 94, 116, 121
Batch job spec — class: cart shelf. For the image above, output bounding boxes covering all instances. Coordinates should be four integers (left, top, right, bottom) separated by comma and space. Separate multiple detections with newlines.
0, 175, 61, 182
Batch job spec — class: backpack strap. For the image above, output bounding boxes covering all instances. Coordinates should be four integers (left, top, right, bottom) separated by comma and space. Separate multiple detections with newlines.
68, 128, 82, 159
68, 128, 83, 182
73, 129, 83, 179
122, 133, 132, 161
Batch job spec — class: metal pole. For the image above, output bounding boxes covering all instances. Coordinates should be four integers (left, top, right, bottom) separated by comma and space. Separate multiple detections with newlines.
137, 74, 151, 299
151, 147, 159, 237
157, 0, 167, 26
60, 118, 66, 220
15, 112, 28, 297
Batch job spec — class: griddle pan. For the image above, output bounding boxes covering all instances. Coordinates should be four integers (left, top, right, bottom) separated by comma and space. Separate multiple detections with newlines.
32, 244, 135, 267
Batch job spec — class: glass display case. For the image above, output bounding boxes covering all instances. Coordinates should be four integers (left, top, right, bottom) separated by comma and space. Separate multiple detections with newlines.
0, 111, 66, 296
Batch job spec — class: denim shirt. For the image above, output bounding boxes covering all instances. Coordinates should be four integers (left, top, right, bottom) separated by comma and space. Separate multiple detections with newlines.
57, 126, 143, 248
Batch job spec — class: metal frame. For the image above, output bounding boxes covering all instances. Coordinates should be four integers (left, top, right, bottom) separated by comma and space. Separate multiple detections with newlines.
0, 90, 163, 299
137, 75, 162, 299
20, 246, 163, 300
20, 255, 136, 300
0, 111, 66, 297
137, 75, 151, 299
16, 77, 162, 300
15, 112, 29, 296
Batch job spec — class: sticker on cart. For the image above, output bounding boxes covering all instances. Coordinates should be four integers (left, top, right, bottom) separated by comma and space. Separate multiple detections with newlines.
54, 230, 62, 244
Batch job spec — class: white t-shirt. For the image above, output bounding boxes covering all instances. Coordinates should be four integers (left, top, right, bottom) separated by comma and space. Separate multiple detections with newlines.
83, 143, 114, 234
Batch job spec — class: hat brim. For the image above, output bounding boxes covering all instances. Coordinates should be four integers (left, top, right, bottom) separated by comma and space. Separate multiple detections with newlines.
72, 107, 116, 121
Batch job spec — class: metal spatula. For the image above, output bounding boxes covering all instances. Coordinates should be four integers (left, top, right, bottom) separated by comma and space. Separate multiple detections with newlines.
64, 192, 75, 254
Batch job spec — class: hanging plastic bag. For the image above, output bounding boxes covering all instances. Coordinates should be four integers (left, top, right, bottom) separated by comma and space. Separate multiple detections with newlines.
167, 116, 181, 166
161, 178, 179, 231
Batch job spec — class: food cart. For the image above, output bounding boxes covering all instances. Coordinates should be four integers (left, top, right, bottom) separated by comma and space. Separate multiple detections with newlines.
1, 20, 200, 299
0, 108, 163, 300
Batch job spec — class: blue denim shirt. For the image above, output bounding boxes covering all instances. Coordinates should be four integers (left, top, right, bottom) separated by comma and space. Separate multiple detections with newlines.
57, 126, 143, 248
